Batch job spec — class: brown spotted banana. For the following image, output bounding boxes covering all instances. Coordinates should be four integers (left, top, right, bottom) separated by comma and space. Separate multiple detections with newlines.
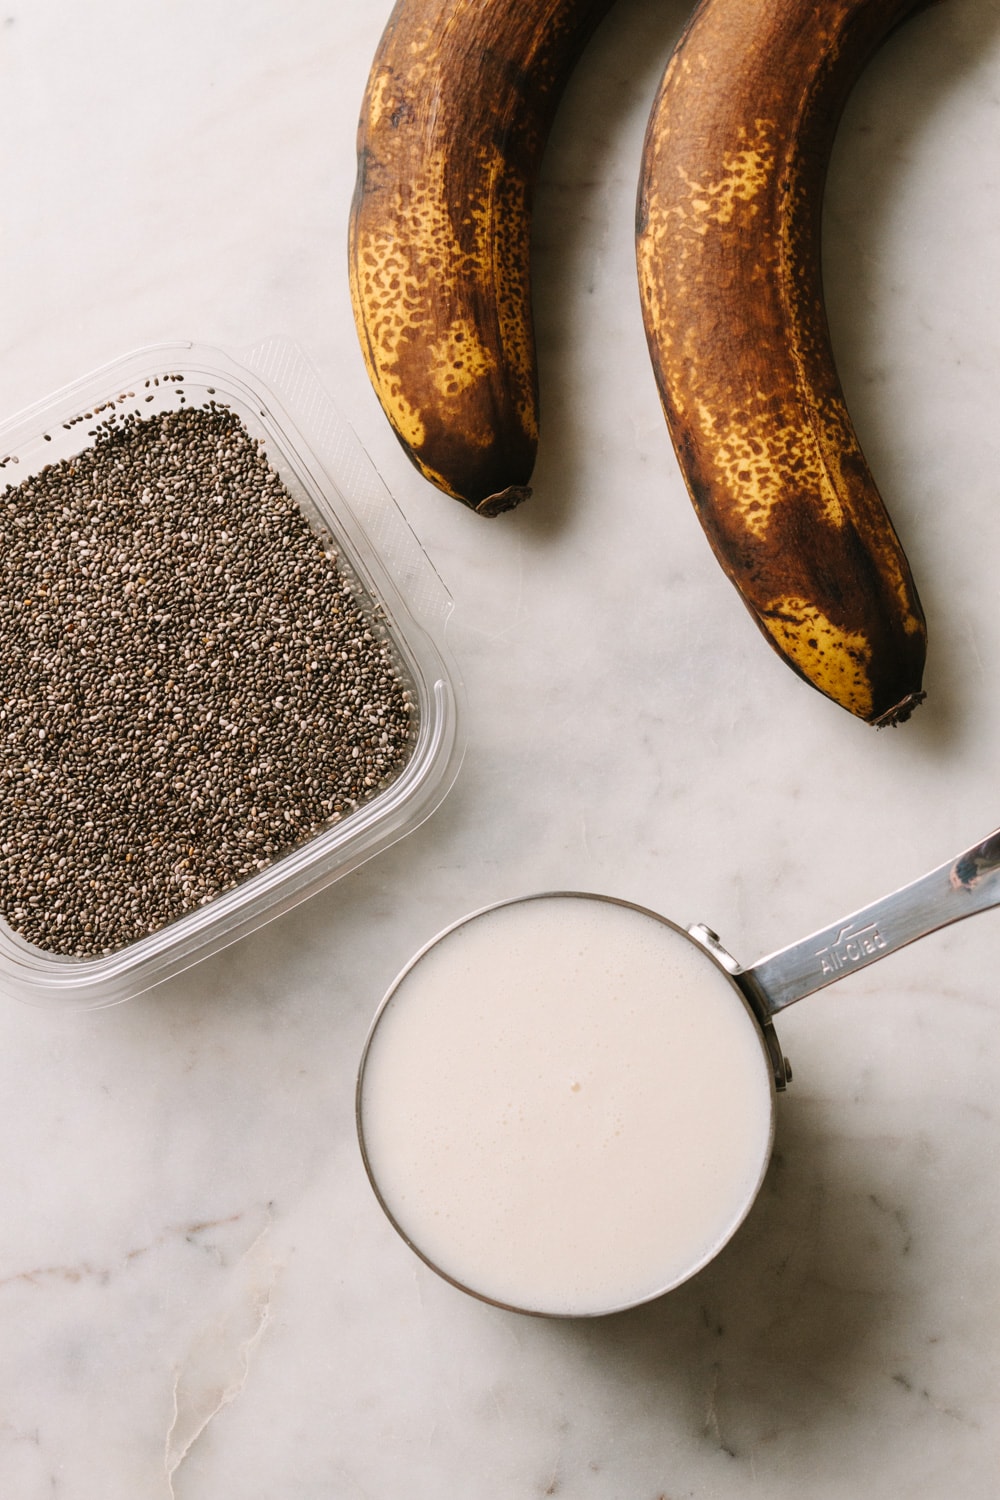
349, 0, 615, 516
636, 0, 930, 725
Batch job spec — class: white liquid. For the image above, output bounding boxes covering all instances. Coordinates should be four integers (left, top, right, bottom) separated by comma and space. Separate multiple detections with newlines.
358, 894, 775, 1317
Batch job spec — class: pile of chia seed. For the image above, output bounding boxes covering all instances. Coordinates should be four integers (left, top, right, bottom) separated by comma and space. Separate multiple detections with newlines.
0, 400, 415, 957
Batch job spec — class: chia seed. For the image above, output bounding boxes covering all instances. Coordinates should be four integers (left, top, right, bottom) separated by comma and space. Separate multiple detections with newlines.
0, 402, 415, 958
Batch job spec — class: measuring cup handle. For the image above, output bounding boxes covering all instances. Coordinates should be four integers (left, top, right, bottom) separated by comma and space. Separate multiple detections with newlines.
741, 829, 1000, 1016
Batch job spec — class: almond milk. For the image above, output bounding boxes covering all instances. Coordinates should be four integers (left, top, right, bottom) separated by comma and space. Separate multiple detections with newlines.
358, 893, 775, 1316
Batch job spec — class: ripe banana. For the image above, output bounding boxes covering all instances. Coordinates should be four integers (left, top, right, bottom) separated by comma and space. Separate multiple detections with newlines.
349, 0, 614, 516
636, 0, 929, 725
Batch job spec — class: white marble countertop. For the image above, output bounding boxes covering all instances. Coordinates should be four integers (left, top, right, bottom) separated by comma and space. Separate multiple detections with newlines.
1, 1, 998, 1495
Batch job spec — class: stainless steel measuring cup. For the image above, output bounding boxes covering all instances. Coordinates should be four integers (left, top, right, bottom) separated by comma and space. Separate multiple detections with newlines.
356, 828, 1000, 1318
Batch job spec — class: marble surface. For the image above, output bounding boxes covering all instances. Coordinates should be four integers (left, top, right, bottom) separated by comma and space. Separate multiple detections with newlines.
1, 0, 999, 1494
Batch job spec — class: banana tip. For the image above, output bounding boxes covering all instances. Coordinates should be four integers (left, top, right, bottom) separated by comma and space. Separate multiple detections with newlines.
475, 485, 532, 518
870, 690, 926, 729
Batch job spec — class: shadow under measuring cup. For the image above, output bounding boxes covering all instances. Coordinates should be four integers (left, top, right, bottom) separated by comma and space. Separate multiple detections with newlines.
356, 829, 1000, 1318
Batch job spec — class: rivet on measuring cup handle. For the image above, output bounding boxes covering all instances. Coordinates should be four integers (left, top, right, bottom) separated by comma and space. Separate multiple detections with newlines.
686, 922, 792, 1092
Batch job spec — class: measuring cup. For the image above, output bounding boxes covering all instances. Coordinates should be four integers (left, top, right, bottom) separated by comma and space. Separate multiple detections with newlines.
356, 828, 1000, 1318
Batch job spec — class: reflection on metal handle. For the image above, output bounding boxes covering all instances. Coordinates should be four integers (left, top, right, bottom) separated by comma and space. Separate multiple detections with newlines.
741, 828, 1000, 1018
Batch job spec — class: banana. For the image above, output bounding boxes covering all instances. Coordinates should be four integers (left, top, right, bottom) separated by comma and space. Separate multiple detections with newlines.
349, 0, 614, 517
636, 0, 929, 725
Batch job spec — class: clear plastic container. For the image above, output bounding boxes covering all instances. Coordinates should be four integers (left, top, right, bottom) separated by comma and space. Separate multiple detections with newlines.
0, 339, 464, 1008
